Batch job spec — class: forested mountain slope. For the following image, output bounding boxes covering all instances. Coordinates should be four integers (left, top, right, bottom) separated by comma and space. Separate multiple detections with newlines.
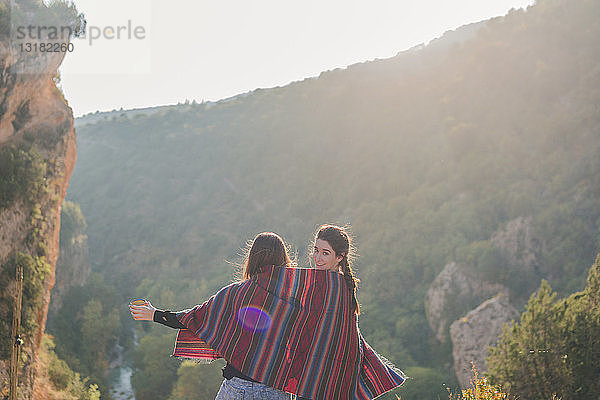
57, 0, 600, 398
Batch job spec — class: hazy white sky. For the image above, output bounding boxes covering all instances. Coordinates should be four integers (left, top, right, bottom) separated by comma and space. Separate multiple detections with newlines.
59, 0, 535, 117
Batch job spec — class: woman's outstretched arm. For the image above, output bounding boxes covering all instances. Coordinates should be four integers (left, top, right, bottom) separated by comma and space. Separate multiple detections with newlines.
129, 302, 185, 329
153, 310, 186, 329
130, 301, 187, 329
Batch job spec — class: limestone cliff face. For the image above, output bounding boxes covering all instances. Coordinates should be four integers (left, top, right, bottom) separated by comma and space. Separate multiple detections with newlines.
48, 201, 89, 316
425, 262, 508, 343
449, 294, 519, 388
491, 216, 541, 276
48, 230, 89, 315
0, 29, 76, 399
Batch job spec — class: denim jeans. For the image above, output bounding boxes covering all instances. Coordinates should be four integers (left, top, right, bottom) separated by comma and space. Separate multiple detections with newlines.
214, 377, 294, 400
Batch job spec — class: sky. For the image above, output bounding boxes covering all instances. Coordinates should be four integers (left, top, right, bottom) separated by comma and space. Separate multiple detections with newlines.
58, 0, 535, 117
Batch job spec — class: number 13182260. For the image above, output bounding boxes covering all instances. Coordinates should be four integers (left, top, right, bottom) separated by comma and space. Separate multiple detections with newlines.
19, 42, 74, 53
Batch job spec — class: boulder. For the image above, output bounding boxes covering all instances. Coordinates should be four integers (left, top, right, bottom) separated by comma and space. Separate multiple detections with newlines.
449, 293, 519, 389
425, 262, 507, 343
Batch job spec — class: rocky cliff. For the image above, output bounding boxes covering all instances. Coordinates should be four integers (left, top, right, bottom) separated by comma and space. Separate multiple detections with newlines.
490, 216, 541, 277
48, 201, 89, 315
449, 293, 519, 388
426, 216, 542, 388
425, 262, 508, 343
0, 6, 77, 398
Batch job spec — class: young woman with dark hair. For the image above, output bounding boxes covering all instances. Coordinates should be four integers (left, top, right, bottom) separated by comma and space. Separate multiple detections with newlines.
311, 224, 360, 314
130, 232, 297, 399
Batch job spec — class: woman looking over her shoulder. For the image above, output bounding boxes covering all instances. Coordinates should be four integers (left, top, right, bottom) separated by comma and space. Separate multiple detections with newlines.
310, 223, 406, 398
312, 224, 360, 315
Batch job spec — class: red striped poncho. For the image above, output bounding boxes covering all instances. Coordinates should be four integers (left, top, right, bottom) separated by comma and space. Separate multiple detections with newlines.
173, 265, 405, 399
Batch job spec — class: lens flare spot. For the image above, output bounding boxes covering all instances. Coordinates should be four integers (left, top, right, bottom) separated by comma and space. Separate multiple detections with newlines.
237, 306, 271, 332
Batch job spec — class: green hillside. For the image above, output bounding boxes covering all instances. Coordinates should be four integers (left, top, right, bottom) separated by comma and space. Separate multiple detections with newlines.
53, 0, 600, 398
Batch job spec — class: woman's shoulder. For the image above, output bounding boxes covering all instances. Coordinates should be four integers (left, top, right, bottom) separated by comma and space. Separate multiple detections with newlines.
252, 265, 346, 295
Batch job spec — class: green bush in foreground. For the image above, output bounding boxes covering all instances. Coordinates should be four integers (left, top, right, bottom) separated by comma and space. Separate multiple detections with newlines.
487, 255, 600, 400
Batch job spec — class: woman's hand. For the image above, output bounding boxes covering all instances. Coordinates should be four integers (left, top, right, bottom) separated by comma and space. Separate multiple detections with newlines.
129, 300, 157, 321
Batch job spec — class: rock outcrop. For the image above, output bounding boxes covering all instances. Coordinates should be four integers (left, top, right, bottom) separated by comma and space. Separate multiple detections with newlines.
425, 262, 508, 343
449, 293, 519, 388
427, 216, 541, 343
0, 6, 78, 397
426, 217, 541, 388
48, 225, 89, 315
491, 216, 541, 276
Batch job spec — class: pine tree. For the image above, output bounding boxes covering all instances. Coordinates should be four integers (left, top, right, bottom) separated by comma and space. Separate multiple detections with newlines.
487, 255, 600, 399
560, 254, 600, 398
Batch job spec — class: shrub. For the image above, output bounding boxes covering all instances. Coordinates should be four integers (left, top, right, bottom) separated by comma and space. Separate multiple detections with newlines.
448, 364, 508, 400
0, 145, 47, 209
49, 352, 72, 390
42, 335, 101, 400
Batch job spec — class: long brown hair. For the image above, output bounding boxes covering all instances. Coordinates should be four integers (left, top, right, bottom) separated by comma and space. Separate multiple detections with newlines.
313, 224, 360, 314
242, 232, 293, 280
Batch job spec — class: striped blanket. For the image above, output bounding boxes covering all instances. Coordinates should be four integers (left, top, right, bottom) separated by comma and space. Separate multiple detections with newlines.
173, 265, 405, 399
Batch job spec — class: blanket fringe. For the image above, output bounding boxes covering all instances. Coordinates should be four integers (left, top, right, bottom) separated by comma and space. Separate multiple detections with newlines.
170, 355, 218, 365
